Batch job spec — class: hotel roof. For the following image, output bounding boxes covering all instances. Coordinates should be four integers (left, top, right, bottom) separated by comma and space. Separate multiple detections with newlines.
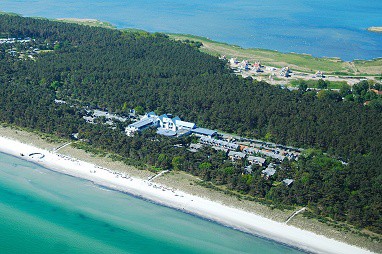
129, 118, 155, 128
192, 127, 217, 136
175, 119, 196, 129
156, 128, 177, 137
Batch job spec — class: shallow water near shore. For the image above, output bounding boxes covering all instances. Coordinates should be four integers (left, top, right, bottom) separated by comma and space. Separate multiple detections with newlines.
0, 0, 381, 60
0, 152, 304, 254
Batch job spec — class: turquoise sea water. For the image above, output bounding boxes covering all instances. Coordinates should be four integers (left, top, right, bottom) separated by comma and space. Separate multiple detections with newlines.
0, 0, 381, 60
0, 152, 305, 254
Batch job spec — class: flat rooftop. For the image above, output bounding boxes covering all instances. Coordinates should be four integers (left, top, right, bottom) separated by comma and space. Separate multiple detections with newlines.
192, 127, 217, 136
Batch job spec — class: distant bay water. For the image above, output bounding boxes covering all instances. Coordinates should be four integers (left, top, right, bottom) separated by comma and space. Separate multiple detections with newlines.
0, 152, 304, 254
1, 0, 381, 61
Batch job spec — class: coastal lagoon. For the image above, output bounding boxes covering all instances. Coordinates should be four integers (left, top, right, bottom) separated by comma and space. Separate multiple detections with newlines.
0, 152, 304, 254
0, 0, 381, 60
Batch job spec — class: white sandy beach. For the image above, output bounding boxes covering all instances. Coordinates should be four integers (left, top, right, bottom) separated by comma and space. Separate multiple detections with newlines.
0, 136, 374, 254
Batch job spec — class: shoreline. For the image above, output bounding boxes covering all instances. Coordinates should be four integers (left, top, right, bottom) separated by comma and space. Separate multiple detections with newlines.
48, 18, 382, 63
1, 11, 381, 64
0, 134, 375, 254
56, 17, 381, 63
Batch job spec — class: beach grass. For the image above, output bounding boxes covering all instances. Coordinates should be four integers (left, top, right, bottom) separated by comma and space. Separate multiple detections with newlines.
353, 58, 382, 76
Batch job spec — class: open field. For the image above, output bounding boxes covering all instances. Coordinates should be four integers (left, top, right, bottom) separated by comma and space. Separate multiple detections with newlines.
168, 34, 382, 76
354, 58, 382, 75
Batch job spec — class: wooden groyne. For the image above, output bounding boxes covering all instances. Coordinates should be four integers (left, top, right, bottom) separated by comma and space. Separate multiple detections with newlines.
148, 170, 170, 182
285, 207, 307, 224
53, 142, 72, 152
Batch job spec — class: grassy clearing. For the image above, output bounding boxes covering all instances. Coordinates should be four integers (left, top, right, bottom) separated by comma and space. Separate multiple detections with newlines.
168, 33, 382, 76
289, 79, 347, 89
353, 58, 382, 76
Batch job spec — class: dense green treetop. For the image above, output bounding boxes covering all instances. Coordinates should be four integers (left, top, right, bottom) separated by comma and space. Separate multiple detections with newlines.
0, 14, 381, 234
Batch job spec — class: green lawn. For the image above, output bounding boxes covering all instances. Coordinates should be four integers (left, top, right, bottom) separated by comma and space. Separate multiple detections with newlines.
289, 79, 347, 89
